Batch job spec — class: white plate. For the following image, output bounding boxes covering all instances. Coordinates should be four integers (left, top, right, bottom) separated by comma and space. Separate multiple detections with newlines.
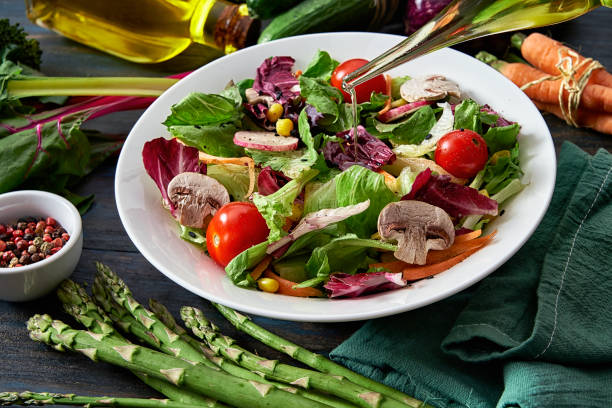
116, 32, 555, 322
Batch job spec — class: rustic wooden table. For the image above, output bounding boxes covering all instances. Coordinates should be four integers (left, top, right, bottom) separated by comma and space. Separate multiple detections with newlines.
1, 1, 611, 403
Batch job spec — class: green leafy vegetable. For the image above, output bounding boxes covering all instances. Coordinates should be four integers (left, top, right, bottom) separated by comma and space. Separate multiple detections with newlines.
482, 123, 520, 153
179, 225, 206, 246
207, 163, 253, 201
483, 142, 522, 194
299, 75, 342, 118
301, 50, 339, 81
391, 75, 410, 99
300, 234, 397, 286
336, 166, 397, 237
169, 123, 245, 157
389, 105, 437, 145
0, 18, 42, 69
453, 99, 481, 132
253, 169, 319, 241
163, 92, 241, 127
225, 241, 268, 287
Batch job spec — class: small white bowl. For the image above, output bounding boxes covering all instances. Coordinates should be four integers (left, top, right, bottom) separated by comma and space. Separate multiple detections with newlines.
0, 190, 83, 301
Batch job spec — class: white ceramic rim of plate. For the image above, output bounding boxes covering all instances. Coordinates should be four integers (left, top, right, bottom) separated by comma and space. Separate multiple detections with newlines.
115, 32, 555, 322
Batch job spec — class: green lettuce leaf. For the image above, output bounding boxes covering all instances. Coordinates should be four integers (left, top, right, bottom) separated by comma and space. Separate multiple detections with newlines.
179, 225, 206, 246
483, 142, 522, 194
301, 50, 339, 81
169, 123, 244, 157
391, 75, 411, 99
389, 105, 437, 145
225, 241, 268, 287
163, 92, 241, 127
483, 123, 520, 153
299, 75, 342, 118
453, 99, 481, 132
300, 234, 397, 286
207, 163, 253, 201
253, 169, 319, 241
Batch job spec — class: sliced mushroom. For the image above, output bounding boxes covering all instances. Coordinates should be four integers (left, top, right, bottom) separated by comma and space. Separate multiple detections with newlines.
400, 75, 461, 103
378, 200, 455, 266
167, 172, 230, 229
245, 88, 275, 107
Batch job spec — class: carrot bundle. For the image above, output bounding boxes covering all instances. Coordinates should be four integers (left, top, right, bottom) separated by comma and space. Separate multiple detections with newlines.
478, 32, 612, 134
517, 32, 612, 88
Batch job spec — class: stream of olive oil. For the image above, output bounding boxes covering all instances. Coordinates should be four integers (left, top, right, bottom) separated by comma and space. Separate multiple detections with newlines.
350, 87, 359, 154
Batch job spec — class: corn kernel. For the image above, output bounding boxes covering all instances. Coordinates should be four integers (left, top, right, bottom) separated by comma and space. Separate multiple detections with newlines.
490, 150, 510, 165
266, 103, 284, 123
258, 278, 279, 293
276, 118, 294, 136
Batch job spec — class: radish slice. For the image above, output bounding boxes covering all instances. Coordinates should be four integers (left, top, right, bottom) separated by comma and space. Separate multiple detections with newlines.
377, 100, 432, 123
233, 131, 298, 151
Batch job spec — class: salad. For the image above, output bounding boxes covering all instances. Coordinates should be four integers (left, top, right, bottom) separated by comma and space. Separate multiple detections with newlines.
142, 51, 524, 299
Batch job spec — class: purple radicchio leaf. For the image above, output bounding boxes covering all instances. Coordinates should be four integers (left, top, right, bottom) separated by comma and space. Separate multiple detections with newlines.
267, 200, 370, 255
401, 168, 432, 200
142, 137, 205, 213
305, 104, 324, 128
406, 174, 498, 218
244, 102, 275, 131
253, 56, 300, 105
481, 104, 515, 127
323, 125, 396, 171
324, 272, 406, 298
258, 166, 291, 196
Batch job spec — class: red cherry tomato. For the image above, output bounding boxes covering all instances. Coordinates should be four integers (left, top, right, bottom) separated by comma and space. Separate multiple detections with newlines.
330, 59, 387, 104
206, 202, 269, 267
434, 129, 489, 179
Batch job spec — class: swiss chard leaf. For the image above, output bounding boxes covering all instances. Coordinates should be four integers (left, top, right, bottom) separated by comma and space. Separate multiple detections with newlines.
163, 92, 241, 127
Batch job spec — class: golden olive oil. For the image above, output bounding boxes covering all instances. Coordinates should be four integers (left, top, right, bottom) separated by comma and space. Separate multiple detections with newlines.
25, 0, 259, 63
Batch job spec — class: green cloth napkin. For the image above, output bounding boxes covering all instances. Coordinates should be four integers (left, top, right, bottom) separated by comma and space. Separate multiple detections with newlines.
330, 142, 612, 408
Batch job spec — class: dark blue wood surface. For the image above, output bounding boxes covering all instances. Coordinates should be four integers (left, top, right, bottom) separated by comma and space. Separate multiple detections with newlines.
1, 0, 611, 400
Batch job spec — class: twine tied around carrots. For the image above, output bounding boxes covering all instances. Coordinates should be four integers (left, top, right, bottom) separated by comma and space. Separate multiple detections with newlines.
520, 49, 603, 127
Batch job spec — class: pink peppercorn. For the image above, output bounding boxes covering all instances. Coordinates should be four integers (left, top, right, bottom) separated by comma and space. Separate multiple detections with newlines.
0, 241, 5, 252
44, 226, 54, 234
61, 233, 70, 241
43, 235, 52, 243
52, 238, 63, 248
46, 217, 56, 227
12, 229, 24, 238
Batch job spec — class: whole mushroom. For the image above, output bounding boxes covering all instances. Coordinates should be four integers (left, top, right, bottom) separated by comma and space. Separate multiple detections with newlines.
167, 172, 230, 229
378, 200, 455, 265
400, 75, 461, 103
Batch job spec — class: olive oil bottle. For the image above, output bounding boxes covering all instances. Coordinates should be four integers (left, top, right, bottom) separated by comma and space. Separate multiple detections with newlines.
25, 0, 260, 63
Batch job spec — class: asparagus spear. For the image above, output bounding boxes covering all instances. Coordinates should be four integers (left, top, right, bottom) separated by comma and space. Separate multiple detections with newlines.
182, 306, 414, 408
212, 303, 427, 407
150, 299, 357, 408
0, 391, 208, 408
27, 314, 328, 408
56, 280, 226, 408
93, 263, 217, 368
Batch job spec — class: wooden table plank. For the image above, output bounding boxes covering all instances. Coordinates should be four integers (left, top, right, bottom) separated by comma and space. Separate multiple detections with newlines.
1, 0, 610, 402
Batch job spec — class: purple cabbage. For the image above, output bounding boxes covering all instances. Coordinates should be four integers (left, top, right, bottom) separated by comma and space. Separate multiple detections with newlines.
402, 168, 432, 200
404, 0, 452, 34
324, 272, 406, 298
405, 174, 498, 218
142, 137, 205, 213
323, 125, 396, 171
253, 56, 300, 105
257, 166, 290, 196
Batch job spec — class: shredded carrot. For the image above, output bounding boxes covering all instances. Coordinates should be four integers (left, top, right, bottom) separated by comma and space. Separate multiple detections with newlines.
198, 151, 256, 197
520, 33, 612, 88
377, 74, 393, 116
294, 69, 303, 78
370, 230, 496, 279
250, 255, 272, 281
425, 231, 495, 265
263, 270, 323, 298
454, 229, 482, 243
